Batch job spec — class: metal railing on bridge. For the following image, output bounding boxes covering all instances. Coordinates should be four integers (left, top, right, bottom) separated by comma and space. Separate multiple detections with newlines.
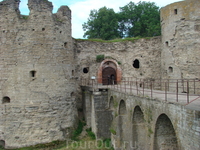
80, 77, 200, 105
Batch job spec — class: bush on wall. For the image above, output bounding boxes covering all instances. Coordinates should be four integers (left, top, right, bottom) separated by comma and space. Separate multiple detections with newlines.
96, 54, 105, 62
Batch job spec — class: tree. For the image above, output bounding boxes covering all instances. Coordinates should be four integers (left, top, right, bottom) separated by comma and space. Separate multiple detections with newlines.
82, 1, 161, 40
118, 1, 161, 37
82, 7, 120, 40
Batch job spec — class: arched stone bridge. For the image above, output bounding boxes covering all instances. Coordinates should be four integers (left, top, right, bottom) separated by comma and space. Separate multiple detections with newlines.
81, 79, 200, 150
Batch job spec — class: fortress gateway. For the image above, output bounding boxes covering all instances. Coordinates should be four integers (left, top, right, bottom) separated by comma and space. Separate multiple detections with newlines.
0, 0, 200, 149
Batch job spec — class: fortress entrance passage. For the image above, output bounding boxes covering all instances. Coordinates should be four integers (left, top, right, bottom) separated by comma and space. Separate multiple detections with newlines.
102, 67, 116, 85
97, 59, 122, 85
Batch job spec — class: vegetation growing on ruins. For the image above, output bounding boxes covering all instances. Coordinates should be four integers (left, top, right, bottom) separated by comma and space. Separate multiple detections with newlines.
144, 108, 153, 123
83, 1, 161, 40
71, 120, 86, 141
86, 128, 96, 140
76, 36, 151, 43
21, 15, 28, 20
96, 54, 105, 62
148, 128, 154, 137
109, 128, 117, 135
96, 55, 122, 65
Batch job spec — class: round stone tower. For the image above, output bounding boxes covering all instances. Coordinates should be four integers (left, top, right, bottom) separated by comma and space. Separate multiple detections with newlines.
0, 0, 77, 148
160, 0, 200, 80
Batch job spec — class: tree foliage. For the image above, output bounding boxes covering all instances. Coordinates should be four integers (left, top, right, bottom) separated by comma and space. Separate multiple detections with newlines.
82, 7, 120, 40
82, 1, 161, 40
118, 1, 161, 37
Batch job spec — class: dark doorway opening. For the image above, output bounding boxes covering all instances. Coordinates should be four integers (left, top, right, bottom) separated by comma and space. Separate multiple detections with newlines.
0, 140, 5, 148
102, 67, 116, 85
133, 59, 140, 68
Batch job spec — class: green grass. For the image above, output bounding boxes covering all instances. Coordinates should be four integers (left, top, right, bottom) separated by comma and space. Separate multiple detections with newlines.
71, 120, 86, 141
86, 128, 96, 140
21, 15, 29, 20
0, 140, 66, 150
76, 36, 152, 43
96, 54, 105, 62
109, 128, 116, 135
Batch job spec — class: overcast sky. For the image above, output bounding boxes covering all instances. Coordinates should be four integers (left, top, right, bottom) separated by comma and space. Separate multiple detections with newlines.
1, 0, 181, 38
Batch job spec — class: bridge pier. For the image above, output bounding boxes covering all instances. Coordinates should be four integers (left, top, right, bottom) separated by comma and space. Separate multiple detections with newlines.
82, 87, 113, 139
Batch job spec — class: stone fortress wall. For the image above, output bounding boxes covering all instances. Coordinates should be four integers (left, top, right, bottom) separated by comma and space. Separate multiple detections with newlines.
75, 37, 162, 81
160, 0, 200, 80
0, 0, 78, 148
0, 0, 199, 148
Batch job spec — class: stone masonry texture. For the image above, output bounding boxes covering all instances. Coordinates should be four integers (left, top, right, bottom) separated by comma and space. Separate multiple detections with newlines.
0, 0, 199, 149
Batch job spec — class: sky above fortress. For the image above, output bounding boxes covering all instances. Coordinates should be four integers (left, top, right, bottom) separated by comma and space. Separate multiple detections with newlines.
1, 0, 181, 38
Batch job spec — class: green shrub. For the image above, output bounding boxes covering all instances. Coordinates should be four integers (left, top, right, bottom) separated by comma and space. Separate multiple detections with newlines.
109, 128, 116, 135
21, 15, 29, 20
86, 128, 96, 140
103, 138, 113, 148
71, 120, 86, 141
96, 54, 104, 62
118, 61, 121, 65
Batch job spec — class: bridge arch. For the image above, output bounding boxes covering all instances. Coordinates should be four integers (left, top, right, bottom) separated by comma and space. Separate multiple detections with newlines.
154, 113, 178, 150
132, 106, 147, 149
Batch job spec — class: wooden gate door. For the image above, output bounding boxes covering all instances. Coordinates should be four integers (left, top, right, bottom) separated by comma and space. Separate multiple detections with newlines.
102, 67, 116, 85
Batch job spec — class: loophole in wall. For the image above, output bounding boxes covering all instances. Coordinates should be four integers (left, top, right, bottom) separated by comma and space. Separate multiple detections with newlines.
2, 96, 10, 104
83, 67, 89, 74
30, 70, 36, 77
133, 59, 140, 69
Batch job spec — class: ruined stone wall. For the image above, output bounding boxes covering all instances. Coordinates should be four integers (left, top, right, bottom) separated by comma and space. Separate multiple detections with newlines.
160, 0, 200, 80
0, 0, 78, 148
74, 37, 162, 81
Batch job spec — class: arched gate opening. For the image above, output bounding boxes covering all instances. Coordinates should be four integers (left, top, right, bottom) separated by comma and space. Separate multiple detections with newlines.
97, 59, 122, 85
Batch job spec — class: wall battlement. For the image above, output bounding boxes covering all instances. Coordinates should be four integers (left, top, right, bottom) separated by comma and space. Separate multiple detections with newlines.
0, 0, 20, 14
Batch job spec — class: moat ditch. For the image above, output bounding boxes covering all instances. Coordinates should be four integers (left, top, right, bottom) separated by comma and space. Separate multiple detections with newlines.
0, 120, 114, 150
